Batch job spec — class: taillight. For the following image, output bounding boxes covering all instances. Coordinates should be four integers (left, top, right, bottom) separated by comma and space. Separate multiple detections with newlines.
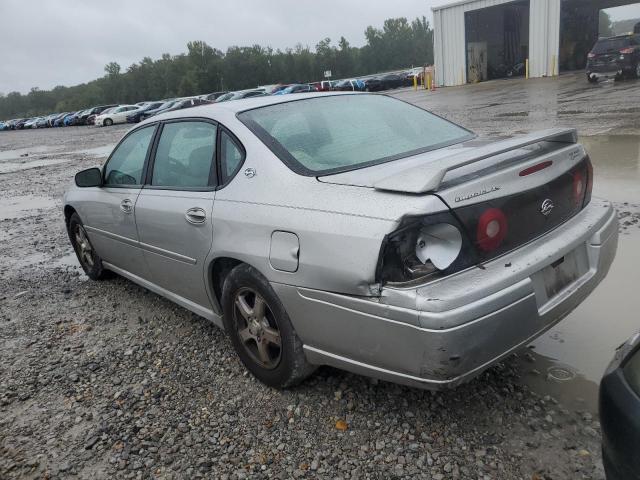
476, 208, 508, 252
584, 156, 593, 207
620, 47, 634, 54
376, 212, 473, 285
572, 170, 585, 207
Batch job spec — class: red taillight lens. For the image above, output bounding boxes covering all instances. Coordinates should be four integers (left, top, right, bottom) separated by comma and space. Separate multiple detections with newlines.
584, 157, 593, 207
620, 47, 634, 54
572, 170, 585, 206
477, 208, 508, 252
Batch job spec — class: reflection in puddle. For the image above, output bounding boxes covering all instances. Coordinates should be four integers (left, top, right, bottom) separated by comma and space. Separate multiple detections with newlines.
517, 135, 640, 414
0, 195, 57, 220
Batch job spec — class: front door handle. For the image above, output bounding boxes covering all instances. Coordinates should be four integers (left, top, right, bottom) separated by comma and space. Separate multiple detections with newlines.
120, 198, 133, 214
185, 207, 207, 225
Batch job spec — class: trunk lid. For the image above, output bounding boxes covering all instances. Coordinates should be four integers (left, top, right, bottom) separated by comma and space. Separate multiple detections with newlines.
319, 128, 593, 264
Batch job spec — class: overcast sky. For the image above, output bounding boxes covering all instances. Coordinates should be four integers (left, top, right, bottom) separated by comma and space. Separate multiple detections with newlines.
1, 0, 640, 94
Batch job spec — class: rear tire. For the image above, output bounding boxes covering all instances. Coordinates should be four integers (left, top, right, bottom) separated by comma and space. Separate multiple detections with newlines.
635, 63, 640, 79
68, 213, 109, 280
103, 118, 113, 127
221, 264, 316, 388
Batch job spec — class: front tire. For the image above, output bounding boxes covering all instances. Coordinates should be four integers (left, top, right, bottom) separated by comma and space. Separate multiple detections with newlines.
221, 264, 315, 388
103, 118, 113, 127
68, 213, 109, 280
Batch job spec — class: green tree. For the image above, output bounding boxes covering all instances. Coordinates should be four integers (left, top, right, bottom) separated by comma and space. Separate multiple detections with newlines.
0, 16, 434, 119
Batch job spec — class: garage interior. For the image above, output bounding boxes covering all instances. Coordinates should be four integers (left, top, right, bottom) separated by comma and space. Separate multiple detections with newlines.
560, 0, 640, 72
464, 1, 530, 82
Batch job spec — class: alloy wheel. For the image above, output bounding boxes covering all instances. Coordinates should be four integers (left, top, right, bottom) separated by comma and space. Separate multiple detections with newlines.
232, 288, 282, 369
74, 224, 94, 268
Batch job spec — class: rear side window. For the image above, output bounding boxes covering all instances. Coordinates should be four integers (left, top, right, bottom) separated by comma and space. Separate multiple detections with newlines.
238, 95, 473, 175
151, 121, 217, 188
104, 126, 155, 186
592, 37, 630, 53
219, 131, 244, 183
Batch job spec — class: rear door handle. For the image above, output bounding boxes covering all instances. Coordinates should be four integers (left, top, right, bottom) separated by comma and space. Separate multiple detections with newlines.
185, 207, 207, 225
120, 198, 133, 214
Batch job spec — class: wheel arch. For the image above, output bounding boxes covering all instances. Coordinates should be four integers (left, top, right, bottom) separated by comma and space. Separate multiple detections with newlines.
207, 256, 264, 314
64, 205, 77, 228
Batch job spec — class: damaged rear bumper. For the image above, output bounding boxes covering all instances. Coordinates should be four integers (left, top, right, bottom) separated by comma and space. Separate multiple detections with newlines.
272, 198, 618, 390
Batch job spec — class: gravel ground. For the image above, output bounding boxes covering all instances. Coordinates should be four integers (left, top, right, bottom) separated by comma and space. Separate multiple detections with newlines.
0, 118, 609, 480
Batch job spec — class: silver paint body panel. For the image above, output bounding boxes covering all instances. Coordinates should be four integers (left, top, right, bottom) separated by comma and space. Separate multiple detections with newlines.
63, 93, 618, 389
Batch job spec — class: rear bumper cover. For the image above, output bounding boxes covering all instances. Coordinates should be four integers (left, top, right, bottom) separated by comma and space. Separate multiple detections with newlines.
274, 199, 618, 389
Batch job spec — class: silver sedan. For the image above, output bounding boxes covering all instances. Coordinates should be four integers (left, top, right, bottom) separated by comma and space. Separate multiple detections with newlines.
64, 93, 618, 389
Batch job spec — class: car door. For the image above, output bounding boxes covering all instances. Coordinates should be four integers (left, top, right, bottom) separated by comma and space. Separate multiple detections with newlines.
80, 124, 156, 279
134, 119, 218, 308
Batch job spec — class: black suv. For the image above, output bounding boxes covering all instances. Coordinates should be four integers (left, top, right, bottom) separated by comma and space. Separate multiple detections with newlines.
586, 34, 640, 83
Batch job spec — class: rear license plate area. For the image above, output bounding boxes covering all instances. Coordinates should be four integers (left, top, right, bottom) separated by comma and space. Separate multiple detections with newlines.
532, 245, 589, 310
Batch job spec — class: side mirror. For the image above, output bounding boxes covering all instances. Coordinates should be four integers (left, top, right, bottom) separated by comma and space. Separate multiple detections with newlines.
75, 167, 103, 188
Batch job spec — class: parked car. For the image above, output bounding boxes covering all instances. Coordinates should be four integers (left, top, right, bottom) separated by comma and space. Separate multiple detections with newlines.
600, 331, 640, 480
587, 33, 640, 82
36, 117, 51, 128
158, 98, 211, 115
361, 77, 384, 92
95, 105, 140, 127
216, 90, 268, 102
83, 105, 118, 126
310, 81, 336, 92
138, 101, 180, 121
333, 79, 365, 91
269, 84, 291, 95
64, 110, 84, 126
64, 93, 616, 390
125, 102, 163, 123
14, 118, 29, 129
52, 112, 70, 127
272, 84, 316, 95
379, 73, 406, 89
201, 91, 229, 101
24, 117, 42, 129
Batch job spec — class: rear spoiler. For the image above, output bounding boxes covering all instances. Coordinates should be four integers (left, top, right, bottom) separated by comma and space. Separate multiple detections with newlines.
374, 128, 578, 194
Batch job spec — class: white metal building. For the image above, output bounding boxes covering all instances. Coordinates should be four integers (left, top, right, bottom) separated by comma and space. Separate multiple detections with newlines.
433, 0, 639, 86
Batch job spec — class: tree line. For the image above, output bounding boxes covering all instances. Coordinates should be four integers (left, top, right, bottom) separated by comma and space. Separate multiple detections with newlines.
0, 17, 433, 119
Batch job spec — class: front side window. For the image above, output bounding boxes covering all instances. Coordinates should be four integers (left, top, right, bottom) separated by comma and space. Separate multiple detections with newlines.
238, 95, 473, 175
220, 131, 244, 183
104, 126, 155, 185
151, 121, 217, 188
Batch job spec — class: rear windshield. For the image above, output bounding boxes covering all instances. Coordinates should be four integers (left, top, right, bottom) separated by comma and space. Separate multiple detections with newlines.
238, 95, 473, 175
592, 37, 632, 53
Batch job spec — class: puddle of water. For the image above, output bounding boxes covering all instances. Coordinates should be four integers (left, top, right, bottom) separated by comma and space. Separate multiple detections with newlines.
0, 195, 57, 220
517, 135, 640, 413
514, 349, 600, 413
580, 135, 640, 204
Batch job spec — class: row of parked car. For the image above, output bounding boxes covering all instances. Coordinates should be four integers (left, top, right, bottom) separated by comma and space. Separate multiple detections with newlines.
0, 68, 423, 131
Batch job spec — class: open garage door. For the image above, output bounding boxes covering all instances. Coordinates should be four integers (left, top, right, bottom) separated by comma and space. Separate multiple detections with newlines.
464, 1, 530, 82
560, 0, 640, 72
